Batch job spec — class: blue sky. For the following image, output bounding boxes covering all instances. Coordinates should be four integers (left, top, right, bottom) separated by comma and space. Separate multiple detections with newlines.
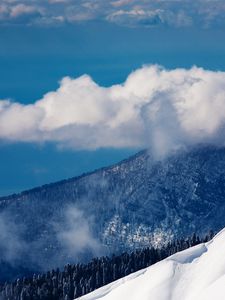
1, 1, 225, 196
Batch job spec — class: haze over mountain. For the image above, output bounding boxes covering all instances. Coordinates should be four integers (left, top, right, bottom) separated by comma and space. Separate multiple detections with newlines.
79, 227, 225, 300
0, 145, 225, 279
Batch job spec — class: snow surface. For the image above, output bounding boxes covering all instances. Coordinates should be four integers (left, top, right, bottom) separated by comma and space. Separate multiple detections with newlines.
77, 228, 225, 300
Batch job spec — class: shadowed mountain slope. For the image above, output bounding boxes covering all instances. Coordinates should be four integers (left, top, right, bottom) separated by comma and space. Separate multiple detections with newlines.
0, 146, 225, 275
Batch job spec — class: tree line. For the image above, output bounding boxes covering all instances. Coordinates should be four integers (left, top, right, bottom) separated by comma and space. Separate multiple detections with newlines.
0, 231, 214, 300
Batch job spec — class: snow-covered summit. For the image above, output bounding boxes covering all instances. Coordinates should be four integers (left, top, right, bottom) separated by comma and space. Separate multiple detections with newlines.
78, 228, 225, 300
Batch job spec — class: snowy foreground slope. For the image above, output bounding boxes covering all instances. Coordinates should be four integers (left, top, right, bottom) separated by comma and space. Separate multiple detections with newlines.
78, 228, 225, 300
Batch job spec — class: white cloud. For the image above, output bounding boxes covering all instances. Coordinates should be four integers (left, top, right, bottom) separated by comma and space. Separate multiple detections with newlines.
0, 0, 225, 27
106, 6, 192, 28
111, 0, 134, 8
0, 2, 44, 23
1, 65, 225, 158
10, 4, 40, 18
106, 8, 165, 27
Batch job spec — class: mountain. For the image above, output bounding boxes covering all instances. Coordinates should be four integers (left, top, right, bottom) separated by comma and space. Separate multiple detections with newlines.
1, 146, 225, 276
0, 234, 210, 299
78, 227, 225, 300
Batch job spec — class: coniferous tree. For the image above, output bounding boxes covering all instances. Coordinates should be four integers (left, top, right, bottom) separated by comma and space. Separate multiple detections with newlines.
0, 232, 214, 300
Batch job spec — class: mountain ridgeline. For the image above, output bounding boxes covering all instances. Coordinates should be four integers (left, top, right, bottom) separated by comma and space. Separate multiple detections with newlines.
0, 146, 225, 277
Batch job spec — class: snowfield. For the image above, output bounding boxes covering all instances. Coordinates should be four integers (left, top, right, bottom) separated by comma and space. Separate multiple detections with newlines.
77, 228, 225, 300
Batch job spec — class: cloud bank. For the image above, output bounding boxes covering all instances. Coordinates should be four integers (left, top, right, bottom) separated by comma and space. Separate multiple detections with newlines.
1, 65, 225, 157
0, 0, 225, 28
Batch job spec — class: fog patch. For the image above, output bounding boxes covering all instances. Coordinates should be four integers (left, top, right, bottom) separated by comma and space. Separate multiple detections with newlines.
0, 212, 27, 264
54, 205, 103, 262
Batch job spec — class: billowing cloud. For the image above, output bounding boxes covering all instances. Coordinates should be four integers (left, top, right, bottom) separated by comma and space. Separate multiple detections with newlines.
0, 0, 225, 28
1, 65, 225, 158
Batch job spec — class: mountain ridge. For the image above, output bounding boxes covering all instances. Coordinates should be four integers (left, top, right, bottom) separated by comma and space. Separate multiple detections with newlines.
1, 145, 225, 277
0, 150, 146, 202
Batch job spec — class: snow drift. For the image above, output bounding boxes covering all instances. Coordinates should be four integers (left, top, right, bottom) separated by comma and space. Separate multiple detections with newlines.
78, 228, 225, 300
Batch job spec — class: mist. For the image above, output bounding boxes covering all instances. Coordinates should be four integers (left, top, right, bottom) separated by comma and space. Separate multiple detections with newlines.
0, 212, 27, 264
54, 205, 103, 263
0, 203, 103, 277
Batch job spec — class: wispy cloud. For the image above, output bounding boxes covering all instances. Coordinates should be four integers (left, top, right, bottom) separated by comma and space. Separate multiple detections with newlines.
111, 0, 134, 8
55, 206, 102, 260
0, 1, 43, 24
10, 4, 40, 18
106, 8, 192, 28
0, 204, 102, 271
0, 212, 27, 263
1, 65, 225, 158
0, 0, 225, 28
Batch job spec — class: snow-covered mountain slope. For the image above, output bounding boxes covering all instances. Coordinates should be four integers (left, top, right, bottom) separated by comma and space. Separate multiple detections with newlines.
79, 228, 225, 300
1, 146, 225, 277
